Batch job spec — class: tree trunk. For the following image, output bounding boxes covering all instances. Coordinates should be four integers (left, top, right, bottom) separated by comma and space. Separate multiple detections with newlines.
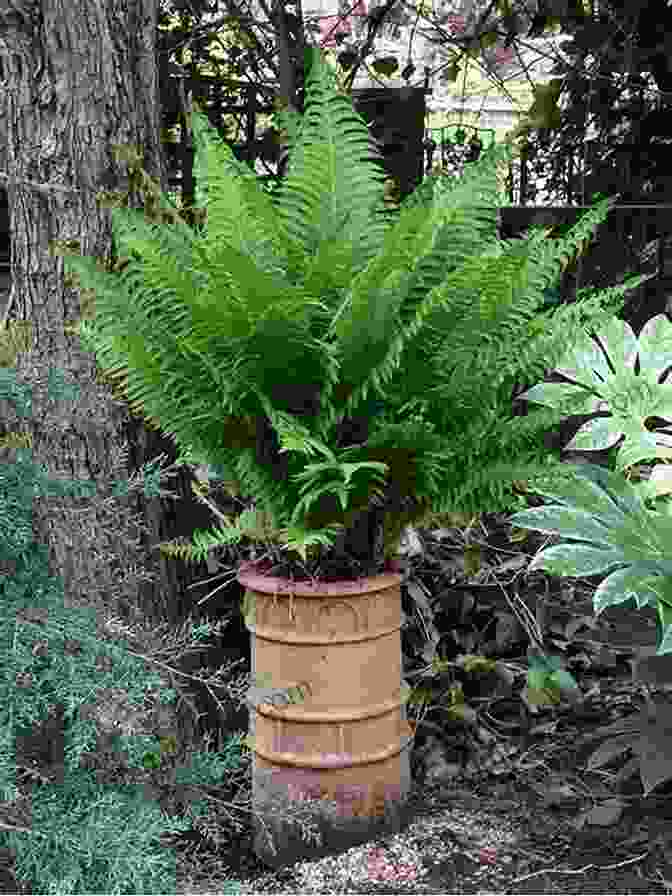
0, 0, 216, 630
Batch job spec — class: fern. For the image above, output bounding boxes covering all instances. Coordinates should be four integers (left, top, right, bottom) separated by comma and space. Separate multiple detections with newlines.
55, 44, 650, 575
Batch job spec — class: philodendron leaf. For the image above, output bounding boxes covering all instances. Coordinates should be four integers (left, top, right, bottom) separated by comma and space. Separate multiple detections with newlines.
527, 543, 627, 578
553, 326, 615, 386
590, 316, 639, 375
636, 313, 672, 385
518, 315, 672, 471
511, 464, 636, 526
591, 566, 664, 615
510, 462, 672, 648
517, 380, 603, 414
642, 575, 672, 613
614, 424, 665, 470
530, 462, 651, 522
567, 414, 630, 453
658, 621, 672, 655
507, 505, 612, 544
586, 732, 639, 771
550, 667, 579, 690
646, 384, 672, 419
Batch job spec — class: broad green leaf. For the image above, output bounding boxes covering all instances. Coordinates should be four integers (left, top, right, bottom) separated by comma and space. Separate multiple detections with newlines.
528, 543, 627, 577
657, 621, 672, 655
507, 505, 612, 544
549, 668, 578, 690
614, 429, 662, 470
592, 566, 663, 616
592, 316, 638, 375
566, 415, 628, 453
511, 465, 634, 527
535, 463, 651, 522
517, 380, 600, 412
643, 575, 672, 610
554, 327, 614, 386
646, 382, 672, 417
521, 315, 672, 475
637, 314, 672, 383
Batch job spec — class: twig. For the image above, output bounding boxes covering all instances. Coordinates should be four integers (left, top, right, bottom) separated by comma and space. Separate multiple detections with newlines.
511, 850, 649, 884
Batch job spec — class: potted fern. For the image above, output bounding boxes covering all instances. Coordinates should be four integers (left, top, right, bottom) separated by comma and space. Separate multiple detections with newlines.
59, 45, 646, 867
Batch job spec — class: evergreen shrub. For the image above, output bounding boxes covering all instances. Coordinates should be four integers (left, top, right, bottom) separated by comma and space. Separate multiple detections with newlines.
0, 349, 250, 894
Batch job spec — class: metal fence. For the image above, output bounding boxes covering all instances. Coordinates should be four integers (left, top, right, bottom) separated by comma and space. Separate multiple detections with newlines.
1, 77, 671, 326
499, 203, 672, 283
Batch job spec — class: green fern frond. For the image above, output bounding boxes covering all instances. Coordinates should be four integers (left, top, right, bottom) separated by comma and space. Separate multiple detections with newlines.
361, 190, 629, 445
155, 501, 330, 566
59, 46, 644, 564
328, 142, 514, 418
156, 524, 245, 564
272, 46, 390, 279
190, 102, 305, 281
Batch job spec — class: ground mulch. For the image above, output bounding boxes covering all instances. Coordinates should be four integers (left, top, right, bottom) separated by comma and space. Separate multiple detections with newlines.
163, 595, 672, 895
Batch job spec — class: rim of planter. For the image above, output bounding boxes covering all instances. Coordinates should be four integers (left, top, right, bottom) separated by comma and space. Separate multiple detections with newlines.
237, 558, 403, 595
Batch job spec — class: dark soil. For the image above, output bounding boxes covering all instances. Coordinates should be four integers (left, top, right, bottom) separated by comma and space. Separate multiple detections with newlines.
210, 660, 672, 895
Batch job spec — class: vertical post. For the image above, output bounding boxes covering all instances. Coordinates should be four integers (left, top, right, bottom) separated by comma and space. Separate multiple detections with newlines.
179, 68, 197, 231
574, 233, 584, 300
656, 210, 664, 275
519, 142, 529, 207
505, 160, 514, 205
565, 149, 574, 205
211, 76, 224, 135
246, 85, 257, 168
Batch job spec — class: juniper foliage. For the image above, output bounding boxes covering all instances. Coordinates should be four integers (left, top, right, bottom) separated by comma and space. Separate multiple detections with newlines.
0, 353, 253, 894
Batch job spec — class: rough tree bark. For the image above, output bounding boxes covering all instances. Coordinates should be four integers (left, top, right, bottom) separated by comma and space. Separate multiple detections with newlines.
0, 0, 219, 632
